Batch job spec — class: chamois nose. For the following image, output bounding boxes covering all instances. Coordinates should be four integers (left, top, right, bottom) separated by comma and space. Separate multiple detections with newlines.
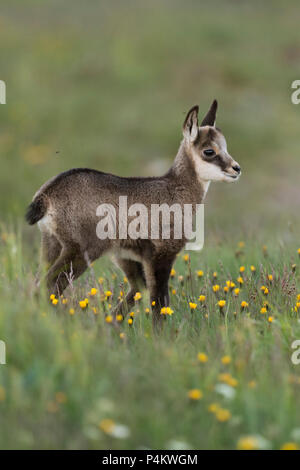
232, 164, 241, 174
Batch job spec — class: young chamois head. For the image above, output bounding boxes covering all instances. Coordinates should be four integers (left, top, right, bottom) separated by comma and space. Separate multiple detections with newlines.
182, 100, 241, 183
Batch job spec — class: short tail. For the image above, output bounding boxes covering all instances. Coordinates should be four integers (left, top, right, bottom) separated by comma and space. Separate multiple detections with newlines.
25, 196, 47, 225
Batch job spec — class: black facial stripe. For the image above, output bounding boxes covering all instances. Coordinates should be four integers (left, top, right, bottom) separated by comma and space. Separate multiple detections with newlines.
203, 154, 227, 171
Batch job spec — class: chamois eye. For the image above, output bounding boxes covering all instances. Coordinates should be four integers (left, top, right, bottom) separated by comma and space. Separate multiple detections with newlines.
203, 149, 215, 157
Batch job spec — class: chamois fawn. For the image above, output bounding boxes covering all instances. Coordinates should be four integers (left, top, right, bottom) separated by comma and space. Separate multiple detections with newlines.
26, 100, 241, 327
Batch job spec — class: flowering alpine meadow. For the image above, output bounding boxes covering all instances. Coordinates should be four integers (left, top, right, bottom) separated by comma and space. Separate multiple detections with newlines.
0, 229, 300, 450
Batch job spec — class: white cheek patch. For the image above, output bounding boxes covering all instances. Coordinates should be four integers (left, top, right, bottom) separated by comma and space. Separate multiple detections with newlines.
191, 149, 224, 182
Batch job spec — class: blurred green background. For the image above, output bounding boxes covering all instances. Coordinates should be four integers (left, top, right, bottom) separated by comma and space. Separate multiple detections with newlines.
0, 0, 299, 236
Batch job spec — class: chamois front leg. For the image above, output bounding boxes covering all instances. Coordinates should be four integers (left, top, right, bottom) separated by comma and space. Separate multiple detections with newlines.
111, 258, 146, 322
144, 258, 174, 331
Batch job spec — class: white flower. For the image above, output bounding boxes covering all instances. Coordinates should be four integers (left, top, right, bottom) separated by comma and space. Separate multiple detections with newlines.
215, 383, 236, 399
253, 434, 272, 450
166, 439, 192, 450
110, 424, 130, 439
291, 428, 300, 441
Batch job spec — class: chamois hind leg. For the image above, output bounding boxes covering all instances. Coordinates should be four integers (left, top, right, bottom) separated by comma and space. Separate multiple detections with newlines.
111, 257, 146, 321
35, 232, 62, 292
143, 257, 174, 331
46, 245, 88, 298
41, 232, 62, 266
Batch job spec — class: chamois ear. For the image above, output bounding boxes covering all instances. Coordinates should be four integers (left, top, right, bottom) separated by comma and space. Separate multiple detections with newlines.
200, 99, 218, 127
183, 105, 199, 142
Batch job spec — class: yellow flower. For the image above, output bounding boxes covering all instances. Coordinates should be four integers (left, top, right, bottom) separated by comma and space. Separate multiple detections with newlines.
129, 311, 135, 318
238, 241, 245, 248
188, 389, 203, 400
197, 352, 208, 363
90, 288, 98, 296
79, 300, 87, 309
219, 373, 238, 387
215, 408, 231, 422
218, 300, 226, 308
263, 287, 269, 295
99, 418, 115, 434
213, 271, 218, 279
199, 295, 206, 302
260, 307, 267, 314
105, 315, 113, 323
250, 265, 256, 272
213, 284, 220, 292
69, 308, 75, 315
197, 270, 204, 278
98, 277, 104, 284
55, 391, 67, 404
128, 318, 133, 325
221, 355, 231, 365
234, 288, 240, 296
226, 280, 235, 289
152, 301, 156, 306
52, 298, 58, 305
160, 307, 174, 316
50, 294, 56, 300
120, 332, 125, 339
241, 301, 249, 309
208, 403, 220, 413
239, 266, 245, 273
172, 289, 176, 295
62, 298, 68, 305
145, 308, 150, 314
123, 276, 128, 283
189, 302, 197, 310
183, 254, 190, 262
224, 286, 229, 293
248, 380, 257, 388
268, 316, 274, 323
134, 292, 142, 301
170, 268, 176, 278
116, 314, 123, 322
105, 290, 112, 299
281, 442, 299, 450
260, 285, 266, 291
237, 276, 244, 285
92, 307, 98, 315
237, 436, 259, 450
297, 248, 300, 256
268, 274, 273, 282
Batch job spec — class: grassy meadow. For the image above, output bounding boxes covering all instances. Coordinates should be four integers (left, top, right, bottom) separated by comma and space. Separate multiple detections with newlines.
0, 0, 300, 450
